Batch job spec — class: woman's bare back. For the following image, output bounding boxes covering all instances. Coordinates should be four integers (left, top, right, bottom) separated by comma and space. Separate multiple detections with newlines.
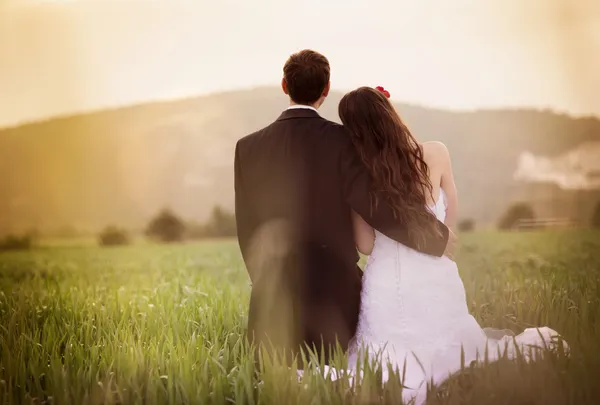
421, 141, 458, 229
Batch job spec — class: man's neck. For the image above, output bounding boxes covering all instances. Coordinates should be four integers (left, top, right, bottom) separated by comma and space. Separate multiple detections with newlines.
287, 102, 319, 112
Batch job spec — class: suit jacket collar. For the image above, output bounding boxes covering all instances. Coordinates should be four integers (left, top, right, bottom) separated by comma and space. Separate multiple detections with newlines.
276, 108, 321, 122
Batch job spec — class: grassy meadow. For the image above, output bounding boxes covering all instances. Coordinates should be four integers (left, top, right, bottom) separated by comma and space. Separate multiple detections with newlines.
0, 231, 599, 404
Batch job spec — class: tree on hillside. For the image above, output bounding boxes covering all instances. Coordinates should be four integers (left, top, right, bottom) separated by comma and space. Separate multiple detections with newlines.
186, 206, 236, 239
458, 219, 475, 232
592, 202, 600, 228
498, 202, 535, 230
206, 206, 236, 237
99, 226, 130, 247
146, 209, 186, 242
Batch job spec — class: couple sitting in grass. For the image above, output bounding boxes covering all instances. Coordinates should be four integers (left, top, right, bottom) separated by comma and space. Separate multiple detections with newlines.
234, 49, 568, 404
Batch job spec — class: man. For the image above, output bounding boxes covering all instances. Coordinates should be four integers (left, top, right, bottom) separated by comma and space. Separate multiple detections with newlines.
234, 49, 453, 366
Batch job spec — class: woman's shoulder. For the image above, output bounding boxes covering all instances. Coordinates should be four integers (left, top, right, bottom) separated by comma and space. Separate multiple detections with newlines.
422, 141, 448, 153
421, 142, 450, 171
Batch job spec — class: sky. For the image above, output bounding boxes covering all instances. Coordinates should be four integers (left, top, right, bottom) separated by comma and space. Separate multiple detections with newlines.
0, 0, 599, 128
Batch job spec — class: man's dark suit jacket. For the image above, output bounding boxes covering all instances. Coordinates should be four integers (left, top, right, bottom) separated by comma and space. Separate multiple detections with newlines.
234, 107, 449, 365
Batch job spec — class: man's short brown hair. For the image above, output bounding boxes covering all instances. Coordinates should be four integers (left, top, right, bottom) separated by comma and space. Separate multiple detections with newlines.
283, 50, 330, 105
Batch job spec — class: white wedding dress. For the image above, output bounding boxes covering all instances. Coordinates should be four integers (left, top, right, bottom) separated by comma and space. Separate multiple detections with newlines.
339, 190, 568, 404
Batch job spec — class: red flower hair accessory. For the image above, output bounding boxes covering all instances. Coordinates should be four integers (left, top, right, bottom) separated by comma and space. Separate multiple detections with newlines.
375, 86, 390, 98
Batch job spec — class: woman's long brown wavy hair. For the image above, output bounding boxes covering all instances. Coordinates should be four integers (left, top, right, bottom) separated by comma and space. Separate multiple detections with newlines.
339, 86, 440, 245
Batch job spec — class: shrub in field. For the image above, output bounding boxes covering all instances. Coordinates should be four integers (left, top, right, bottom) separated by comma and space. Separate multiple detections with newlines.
458, 218, 475, 232
98, 226, 130, 246
592, 202, 600, 228
205, 206, 236, 237
0, 233, 35, 251
498, 202, 535, 230
146, 208, 186, 242
186, 206, 237, 239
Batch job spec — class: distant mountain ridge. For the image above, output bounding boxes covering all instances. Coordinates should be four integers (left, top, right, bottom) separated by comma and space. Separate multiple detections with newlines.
1, 87, 599, 235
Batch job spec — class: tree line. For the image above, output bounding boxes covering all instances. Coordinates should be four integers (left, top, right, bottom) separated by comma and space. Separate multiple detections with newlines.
99, 205, 236, 246
2, 201, 600, 251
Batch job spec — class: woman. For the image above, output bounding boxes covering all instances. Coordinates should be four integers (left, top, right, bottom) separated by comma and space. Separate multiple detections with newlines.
337, 86, 567, 404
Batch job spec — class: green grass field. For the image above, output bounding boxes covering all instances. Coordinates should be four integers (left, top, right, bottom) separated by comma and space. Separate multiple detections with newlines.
1, 231, 599, 405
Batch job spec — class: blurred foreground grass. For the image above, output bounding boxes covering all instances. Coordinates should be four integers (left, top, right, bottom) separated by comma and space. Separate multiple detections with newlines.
0, 231, 599, 404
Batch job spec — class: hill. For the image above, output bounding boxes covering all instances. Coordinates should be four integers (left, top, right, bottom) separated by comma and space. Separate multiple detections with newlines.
1, 87, 599, 235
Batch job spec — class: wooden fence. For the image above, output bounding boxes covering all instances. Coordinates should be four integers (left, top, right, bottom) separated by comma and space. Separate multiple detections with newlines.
513, 218, 578, 230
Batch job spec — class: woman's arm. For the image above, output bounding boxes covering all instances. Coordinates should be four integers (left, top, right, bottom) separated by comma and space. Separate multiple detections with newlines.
351, 210, 375, 255
439, 144, 458, 231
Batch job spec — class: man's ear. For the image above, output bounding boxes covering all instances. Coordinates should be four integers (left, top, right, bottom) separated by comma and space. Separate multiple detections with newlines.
282, 78, 289, 95
322, 81, 330, 97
